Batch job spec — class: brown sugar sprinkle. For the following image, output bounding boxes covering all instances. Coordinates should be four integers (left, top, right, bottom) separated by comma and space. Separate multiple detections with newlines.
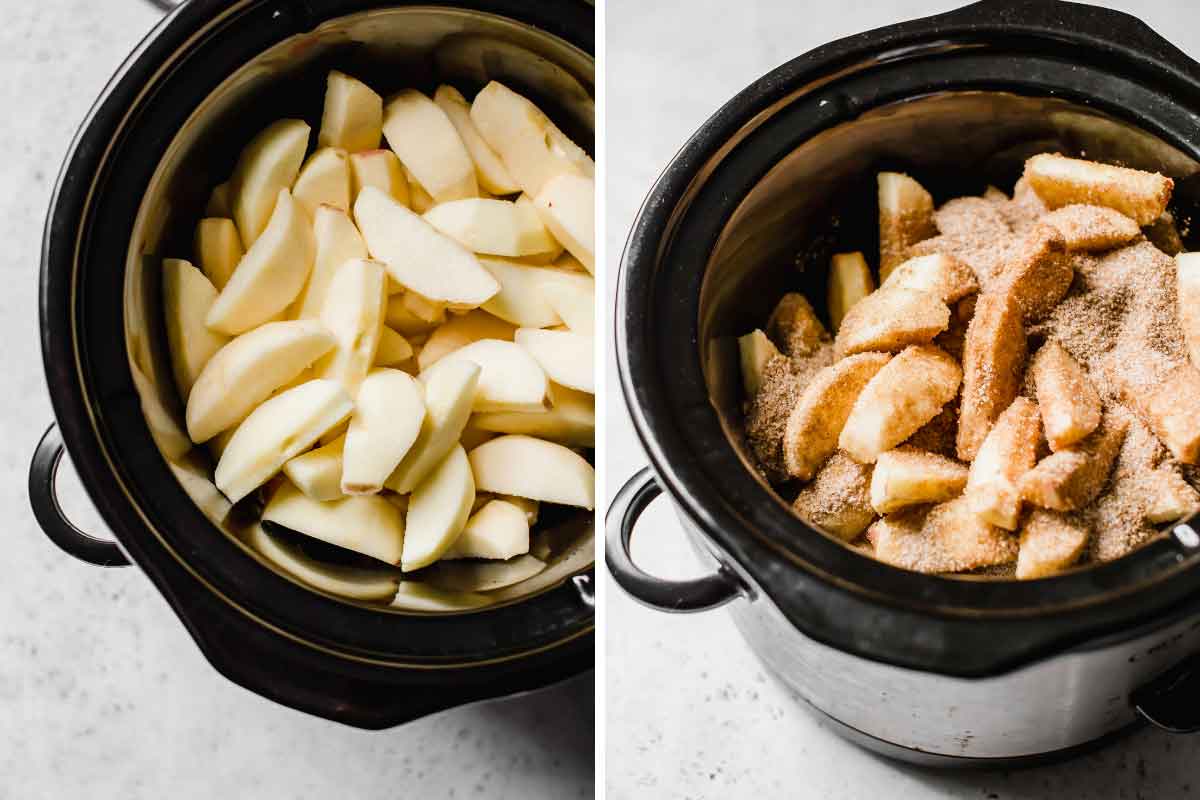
746, 344, 835, 481
792, 451, 875, 542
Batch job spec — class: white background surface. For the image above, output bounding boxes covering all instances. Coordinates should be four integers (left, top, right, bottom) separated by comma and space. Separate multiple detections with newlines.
1, 2, 592, 798
605, 1, 1200, 798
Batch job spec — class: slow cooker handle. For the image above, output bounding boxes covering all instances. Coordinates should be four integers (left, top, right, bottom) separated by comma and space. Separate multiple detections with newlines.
606, 467, 746, 612
28, 424, 131, 567
1133, 651, 1200, 733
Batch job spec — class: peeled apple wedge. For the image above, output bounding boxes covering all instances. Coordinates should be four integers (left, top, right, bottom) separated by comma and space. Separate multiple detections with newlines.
263, 480, 405, 565
282, 434, 345, 501
827, 252, 876, 332
353, 186, 499, 307
514, 328, 593, 394
390, 581, 491, 611
442, 499, 530, 560
435, 339, 548, 412
536, 271, 593, 335
374, 327, 413, 366
292, 147, 351, 217
424, 554, 547, 593
215, 379, 353, 503
533, 173, 594, 273
318, 70, 383, 153
385, 294, 443, 336
312, 258, 387, 393
194, 218, 243, 291
349, 149, 410, 207
418, 309, 516, 370
402, 445, 476, 571
162, 259, 229, 401
424, 198, 559, 257
738, 329, 781, 396
292, 205, 367, 320
472, 383, 595, 447
479, 258, 563, 328
470, 81, 593, 197
229, 118, 310, 245
206, 188, 316, 335
386, 359, 481, 493
205, 182, 232, 217
406, 168, 436, 213
185, 320, 335, 443
249, 524, 399, 601
382, 89, 477, 202
433, 84, 520, 196
514, 194, 562, 259
341, 369, 427, 495
468, 434, 595, 508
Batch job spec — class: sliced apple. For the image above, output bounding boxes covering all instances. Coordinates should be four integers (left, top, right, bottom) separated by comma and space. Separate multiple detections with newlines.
292, 147, 351, 217
292, 205, 368, 320
441, 499, 530, 560
341, 369, 426, 494
402, 445, 475, 570
468, 434, 594, 508
471, 383, 594, 447
423, 554, 547, 593
193, 218, 243, 291
533, 173, 594, 273
514, 194, 563, 259
385, 293, 444, 336
348, 149, 410, 207
229, 118, 310, 246
417, 310, 515, 371
536, 269, 593, 335
311, 258, 387, 393
354, 186, 499, 307
262, 480, 405, 565
475, 257, 563, 328
514, 328, 593, 394
162, 259, 229, 402
424, 198, 559, 257
318, 70, 383, 153
390, 581, 491, 611
249, 523, 399, 601
434, 84, 520, 195
374, 327, 413, 366
433, 339, 548, 412
282, 434, 345, 501
206, 188, 315, 335
205, 182, 232, 217
406, 167, 436, 213
386, 359, 481, 493
470, 81, 593, 197
185, 320, 335, 443
382, 89, 477, 202
215, 379, 353, 503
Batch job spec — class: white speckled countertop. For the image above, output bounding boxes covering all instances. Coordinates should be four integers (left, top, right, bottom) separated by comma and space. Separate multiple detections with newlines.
1, 2, 591, 798
605, 1, 1200, 797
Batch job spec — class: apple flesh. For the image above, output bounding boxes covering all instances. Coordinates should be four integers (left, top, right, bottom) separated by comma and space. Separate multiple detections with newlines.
292, 147, 351, 217
354, 186, 499, 307
311, 257, 387, 393
349, 149, 410, 207
478, 258, 563, 328
402, 444, 475, 571
390, 581, 491, 611
162, 259, 229, 402
434, 84, 520, 196
422, 554, 547, 593
341, 368, 427, 494
468, 434, 594, 508
536, 271, 593, 335
185, 319, 335, 443
515, 328, 593, 394
384, 294, 442, 336
205, 182, 232, 217
533, 173, 594, 273
382, 89, 477, 202
215, 379, 353, 503
206, 188, 315, 335
230, 118, 310, 246
282, 434, 345, 501
386, 359, 481, 493
441, 499, 530, 560
472, 383, 594, 447
318, 70, 382, 153
417, 309, 515, 371
423, 198, 557, 258
249, 523, 400, 601
432, 338, 548, 413
374, 327, 413, 366
193, 218, 243, 291
262, 480, 405, 565
292, 205, 367, 320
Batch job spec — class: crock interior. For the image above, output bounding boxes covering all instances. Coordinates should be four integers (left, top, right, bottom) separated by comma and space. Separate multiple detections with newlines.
124, 6, 595, 608
700, 91, 1200, 576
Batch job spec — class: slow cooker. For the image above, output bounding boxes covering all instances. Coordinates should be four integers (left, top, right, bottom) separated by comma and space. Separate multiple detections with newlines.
608, 0, 1200, 766
30, 0, 594, 729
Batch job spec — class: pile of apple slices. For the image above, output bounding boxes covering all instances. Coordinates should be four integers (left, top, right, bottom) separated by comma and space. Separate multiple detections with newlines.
163, 71, 596, 608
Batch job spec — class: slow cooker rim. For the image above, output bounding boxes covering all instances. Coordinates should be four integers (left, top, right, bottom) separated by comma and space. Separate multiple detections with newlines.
41, 0, 595, 669
617, 0, 1200, 675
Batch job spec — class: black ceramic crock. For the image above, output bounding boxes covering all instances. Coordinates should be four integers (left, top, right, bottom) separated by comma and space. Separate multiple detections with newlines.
609, 0, 1200, 766
32, 0, 594, 729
